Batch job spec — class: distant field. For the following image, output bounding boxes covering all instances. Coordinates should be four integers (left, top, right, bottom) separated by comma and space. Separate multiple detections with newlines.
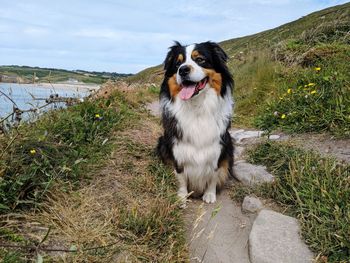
0, 65, 133, 84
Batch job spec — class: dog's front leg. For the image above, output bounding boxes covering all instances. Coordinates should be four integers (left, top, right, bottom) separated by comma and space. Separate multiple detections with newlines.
202, 177, 217, 204
176, 171, 188, 207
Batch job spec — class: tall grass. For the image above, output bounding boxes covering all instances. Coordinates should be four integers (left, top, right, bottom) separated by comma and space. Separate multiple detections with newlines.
232, 51, 280, 126
255, 44, 350, 137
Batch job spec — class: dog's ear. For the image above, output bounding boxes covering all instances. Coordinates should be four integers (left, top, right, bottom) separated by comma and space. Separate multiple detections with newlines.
207, 41, 228, 64
163, 41, 182, 74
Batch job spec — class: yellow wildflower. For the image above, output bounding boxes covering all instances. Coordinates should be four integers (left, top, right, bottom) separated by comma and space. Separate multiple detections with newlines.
315, 67, 321, 71
287, 88, 292, 94
281, 114, 286, 119
95, 114, 101, 118
30, 149, 36, 154
307, 83, 315, 87
310, 90, 317, 94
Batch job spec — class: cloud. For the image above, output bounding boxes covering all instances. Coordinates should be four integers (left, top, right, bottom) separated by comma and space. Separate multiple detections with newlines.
23, 26, 49, 36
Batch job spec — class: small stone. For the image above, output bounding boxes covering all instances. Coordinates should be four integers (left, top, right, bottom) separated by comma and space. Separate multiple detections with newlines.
242, 196, 263, 213
268, 134, 280, 140
146, 101, 160, 116
249, 209, 314, 263
234, 162, 274, 185
230, 129, 264, 144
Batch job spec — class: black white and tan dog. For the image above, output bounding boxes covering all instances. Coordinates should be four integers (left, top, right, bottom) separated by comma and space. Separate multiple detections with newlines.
157, 41, 234, 204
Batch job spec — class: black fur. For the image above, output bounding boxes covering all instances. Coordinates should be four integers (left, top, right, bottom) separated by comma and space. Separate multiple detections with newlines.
157, 41, 234, 178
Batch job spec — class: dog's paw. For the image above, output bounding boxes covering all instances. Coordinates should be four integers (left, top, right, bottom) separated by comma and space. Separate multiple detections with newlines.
177, 190, 188, 208
202, 192, 216, 204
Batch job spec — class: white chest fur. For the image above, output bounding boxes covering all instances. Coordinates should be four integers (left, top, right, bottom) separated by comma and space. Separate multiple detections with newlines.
163, 86, 233, 192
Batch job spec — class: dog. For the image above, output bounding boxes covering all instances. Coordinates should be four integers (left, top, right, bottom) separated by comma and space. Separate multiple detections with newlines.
157, 41, 234, 204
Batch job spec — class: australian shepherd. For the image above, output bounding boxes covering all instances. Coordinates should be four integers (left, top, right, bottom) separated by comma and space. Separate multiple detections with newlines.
157, 41, 234, 204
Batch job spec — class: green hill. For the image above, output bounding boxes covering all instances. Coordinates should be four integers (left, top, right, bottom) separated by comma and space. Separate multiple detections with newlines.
129, 2, 350, 137
0, 65, 133, 84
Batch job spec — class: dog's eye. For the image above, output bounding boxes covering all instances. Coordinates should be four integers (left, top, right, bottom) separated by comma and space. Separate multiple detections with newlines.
175, 61, 182, 67
195, 57, 205, 64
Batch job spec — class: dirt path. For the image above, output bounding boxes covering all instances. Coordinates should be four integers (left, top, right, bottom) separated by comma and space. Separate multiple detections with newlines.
184, 188, 255, 263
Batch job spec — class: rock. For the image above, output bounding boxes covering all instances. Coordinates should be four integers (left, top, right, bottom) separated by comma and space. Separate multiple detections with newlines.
234, 162, 274, 185
249, 210, 314, 263
146, 101, 160, 116
230, 129, 264, 144
268, 134, 280, 140
242, 196, 263, 213
185, 190, 254, 263
234, 146, 245, 160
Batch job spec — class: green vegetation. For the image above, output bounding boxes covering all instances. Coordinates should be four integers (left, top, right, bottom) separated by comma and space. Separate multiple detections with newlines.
0, 65, 132, 84
227, 3, 350, 134
240, 141, 349, 262
126, 65, 163, 84
0, 93, 130, 211
255, 45, 350, 136
0, 88, 186, 262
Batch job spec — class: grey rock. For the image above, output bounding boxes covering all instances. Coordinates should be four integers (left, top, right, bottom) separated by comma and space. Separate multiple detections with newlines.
268, 134, 280, 140
230, 129, 264, 144
234, 161, 274, 185
185, 190, 254, 263
234, 146, 245, 160
249, 210, 314, 263
242, 196, 263, 213
146, 101, 160, 116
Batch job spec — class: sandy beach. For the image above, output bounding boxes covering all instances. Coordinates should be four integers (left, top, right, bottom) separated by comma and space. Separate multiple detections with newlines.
34, 82, 100, 92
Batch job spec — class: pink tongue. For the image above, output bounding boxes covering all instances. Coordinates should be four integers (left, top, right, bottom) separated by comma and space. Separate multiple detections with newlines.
179, 85, 196, 100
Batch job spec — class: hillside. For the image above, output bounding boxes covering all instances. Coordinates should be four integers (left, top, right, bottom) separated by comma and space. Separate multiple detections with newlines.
129, 2, 350, 135
0, 65, 133, 85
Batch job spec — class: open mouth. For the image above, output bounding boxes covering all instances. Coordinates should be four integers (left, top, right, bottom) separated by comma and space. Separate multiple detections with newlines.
179, 77, 208, 100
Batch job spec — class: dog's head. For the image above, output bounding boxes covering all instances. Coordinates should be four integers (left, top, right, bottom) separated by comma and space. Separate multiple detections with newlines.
163, 41, 232, 100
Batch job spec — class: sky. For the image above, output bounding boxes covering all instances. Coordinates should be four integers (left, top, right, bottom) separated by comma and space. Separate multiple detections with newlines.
0, 0, 348, 73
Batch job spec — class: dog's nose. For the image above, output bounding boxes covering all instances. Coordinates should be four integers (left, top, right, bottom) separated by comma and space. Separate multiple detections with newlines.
179, 65, 191, 77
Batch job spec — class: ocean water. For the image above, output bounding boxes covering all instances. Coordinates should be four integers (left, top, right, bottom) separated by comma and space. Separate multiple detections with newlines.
0, 83, 96, 120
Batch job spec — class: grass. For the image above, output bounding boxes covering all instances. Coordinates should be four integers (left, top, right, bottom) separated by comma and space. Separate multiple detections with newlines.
0, 92, 132, 211
254, 43, 350, 137
240, 141, 350, 262
0, 87, 187, 262
232, 51, 281, 127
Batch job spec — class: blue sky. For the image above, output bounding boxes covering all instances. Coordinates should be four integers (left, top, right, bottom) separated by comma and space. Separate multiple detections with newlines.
0, 0, 347, 73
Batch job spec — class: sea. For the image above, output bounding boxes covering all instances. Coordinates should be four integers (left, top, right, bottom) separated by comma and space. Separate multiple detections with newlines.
0, 83, 99, 122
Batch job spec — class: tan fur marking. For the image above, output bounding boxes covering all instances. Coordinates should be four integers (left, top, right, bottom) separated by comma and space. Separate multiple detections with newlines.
204, 69, 222, 94
191, 50, 200, 59
177, 54, 184, 63
168, 74, 181, 98
217, 159, 229, 188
